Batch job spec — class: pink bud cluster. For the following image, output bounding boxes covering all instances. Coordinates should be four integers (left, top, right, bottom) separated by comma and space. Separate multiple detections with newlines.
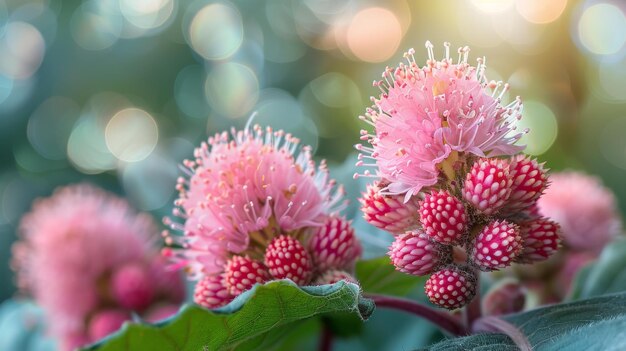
163, 126, 361, 310
362, 156, 561, 309
192, 215, 361, 309
356, 42, 563, 310
12, 185, 185, 351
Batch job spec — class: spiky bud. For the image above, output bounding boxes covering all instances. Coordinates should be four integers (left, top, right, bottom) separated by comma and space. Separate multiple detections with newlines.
482, 279, 526, 316
224, 256, 270, 295
194, 274, 233, 309
310, 216, 360, 271
144, 305, 180, 323
515, 218, 561, 264
110, 263, 155, 311
419, 190, 468, 245
388, 231, 452, 276
264, 235, 313, 285
88, 309, 130, 341
503, 155, 548, 213
360, 181, 420, 234
313, 270, 358, 285
471, 220, 522, 271
425, 266, 477, 310
463, 158, 512, 215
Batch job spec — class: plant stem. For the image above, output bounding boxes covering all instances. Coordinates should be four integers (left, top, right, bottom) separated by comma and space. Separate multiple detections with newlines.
463, 270, 482, 329
367, 294, 467, 336
319, 323, 333, 351
472, 316, 531, 351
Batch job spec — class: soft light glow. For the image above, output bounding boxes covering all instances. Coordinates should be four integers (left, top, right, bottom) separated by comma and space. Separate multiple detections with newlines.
204, 62, 259, 118
121, 151, 177, 210
457, 3, 504, 48
105, 108, 159, 163
119, 0, 175, 31
27, 97, 80, 160
577, 3, 626, 56
309, 72, 361, 109
346, 7, 402, 62
516, 0, 567, 24
0, 21, 45, 79
598, 59, 626, 101
70, 0, 123, 51
600, 118, 626, 170
67, 93, 129, 174
470, 0, 515, 13
516, 101, 558, 155
188, 2, 243, 60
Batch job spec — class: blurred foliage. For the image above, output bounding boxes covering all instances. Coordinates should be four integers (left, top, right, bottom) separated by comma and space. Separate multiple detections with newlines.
569, 239, 626, 300
1, 0, 626, 309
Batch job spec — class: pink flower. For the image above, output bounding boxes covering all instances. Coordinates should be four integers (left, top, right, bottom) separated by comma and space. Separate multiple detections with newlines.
164, 125, 346, 278
537, 171, 622, 254
13, 185, 155, 338
356, 42, 525, 199
12, 184, 185, 350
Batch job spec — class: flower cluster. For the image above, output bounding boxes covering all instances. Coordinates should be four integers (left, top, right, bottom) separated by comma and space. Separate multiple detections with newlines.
12, 185, 185, 351
164, 125, 361, 309
538, 171, 621, 255
357, 42, 562, 310
514, 171, 623, 301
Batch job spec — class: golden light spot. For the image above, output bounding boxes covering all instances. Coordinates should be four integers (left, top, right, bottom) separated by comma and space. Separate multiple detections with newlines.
346, 7, 403, 63
516, 0, 567, 24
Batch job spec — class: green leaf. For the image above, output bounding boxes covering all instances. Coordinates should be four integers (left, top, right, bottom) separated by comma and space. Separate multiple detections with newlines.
569, 239, 626, 300
356, 256, 425, 296
422, 292, 626, 350
82, 280, 373, 351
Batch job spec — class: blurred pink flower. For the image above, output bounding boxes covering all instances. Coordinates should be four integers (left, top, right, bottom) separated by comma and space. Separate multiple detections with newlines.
12, 184, 185, 350
538, 171, 622, 254
357, 42, 525, 199
13, 185, 155, 338
165, 125, 346, 278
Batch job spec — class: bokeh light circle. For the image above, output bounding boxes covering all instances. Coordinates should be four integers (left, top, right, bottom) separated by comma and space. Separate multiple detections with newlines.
70, 0, 123, 51
470, 0, 514, 13
516, 101, 558, 155
516, 0, 567, 24
0, 21, 45, 79
105, 108, 159, 163
346, 7, 402, 63
121, 151, 177, 210
119, 0, 175, 30
27, 97, 81, 160
577, 3, 626, 56
204, 62, 259, 118
188, 2, 243, 60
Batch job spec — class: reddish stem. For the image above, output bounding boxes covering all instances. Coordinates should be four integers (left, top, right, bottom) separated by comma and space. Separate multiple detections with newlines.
368, 294, 467, 336
319, 323, 333, 351
463, 270, 482, 329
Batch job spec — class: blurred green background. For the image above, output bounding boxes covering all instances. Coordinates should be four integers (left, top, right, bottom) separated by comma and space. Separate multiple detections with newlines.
1, 0, 625, 303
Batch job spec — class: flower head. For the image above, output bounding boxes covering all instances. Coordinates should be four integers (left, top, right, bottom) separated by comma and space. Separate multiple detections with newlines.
12, 184, 184, 350
164, 125, 348, 279
356, 42, 525, 198
537, 171, 621, 254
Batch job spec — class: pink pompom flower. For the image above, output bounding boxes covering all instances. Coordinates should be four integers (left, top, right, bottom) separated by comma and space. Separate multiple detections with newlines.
537, 171, 621, 254
164, 125, 361, 303
164, 125, 347, 278
356, 42, 525, 199
12, 184, 186, 350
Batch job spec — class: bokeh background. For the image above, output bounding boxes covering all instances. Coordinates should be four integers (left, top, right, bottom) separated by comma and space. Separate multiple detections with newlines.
1, 0, 625, 304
